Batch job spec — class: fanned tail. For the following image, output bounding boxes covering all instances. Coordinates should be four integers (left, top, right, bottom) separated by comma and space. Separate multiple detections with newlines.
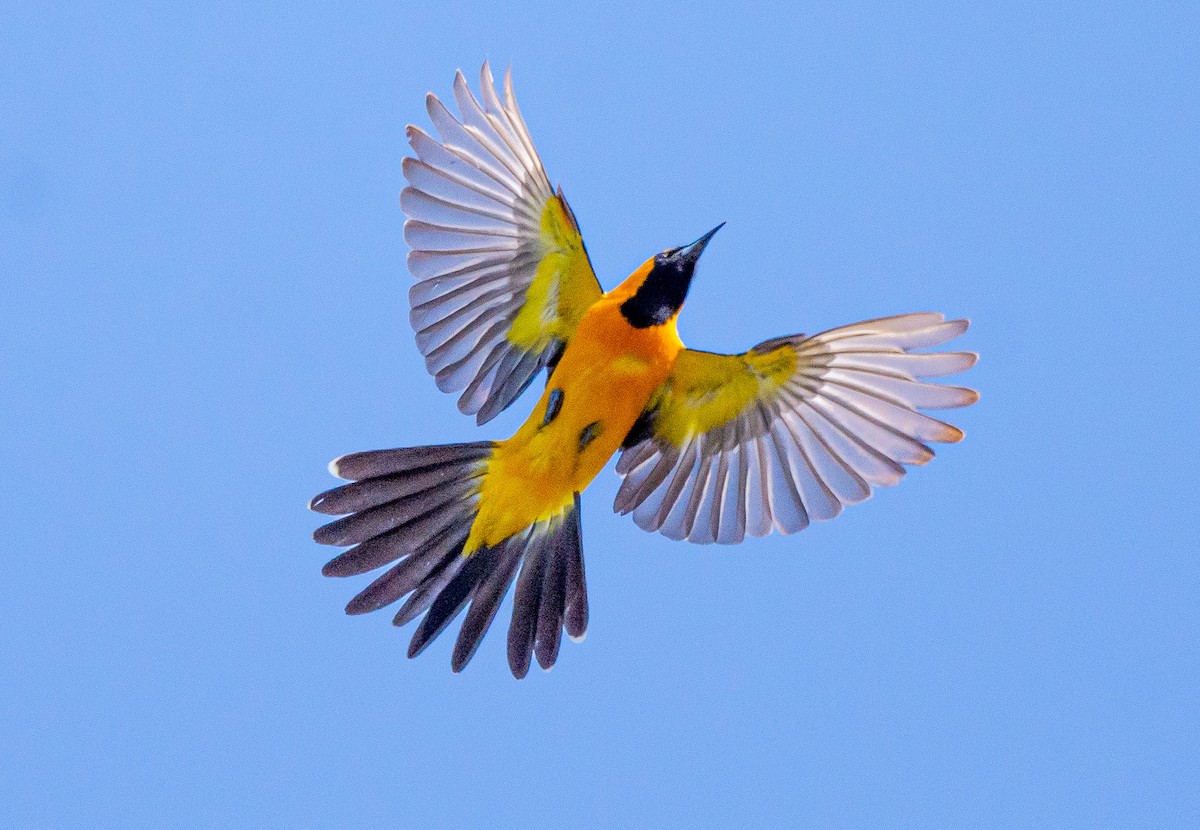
311, 444, 587, 677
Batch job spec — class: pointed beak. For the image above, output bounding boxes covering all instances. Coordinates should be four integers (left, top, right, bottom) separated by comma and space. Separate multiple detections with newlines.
621, 223, 725, 327
669, 222, 725, 267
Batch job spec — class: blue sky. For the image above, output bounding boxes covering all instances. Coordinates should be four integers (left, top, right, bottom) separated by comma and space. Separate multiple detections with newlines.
3, 2, 1197, 827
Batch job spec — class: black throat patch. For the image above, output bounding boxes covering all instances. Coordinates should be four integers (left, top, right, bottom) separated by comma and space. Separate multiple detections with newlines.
619, 254, 693, 328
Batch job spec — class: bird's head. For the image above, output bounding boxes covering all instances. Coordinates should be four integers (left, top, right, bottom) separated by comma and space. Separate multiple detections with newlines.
620, 223, 724, 328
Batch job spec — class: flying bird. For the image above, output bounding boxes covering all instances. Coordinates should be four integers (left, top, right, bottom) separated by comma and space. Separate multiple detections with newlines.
311, 63, 979, 677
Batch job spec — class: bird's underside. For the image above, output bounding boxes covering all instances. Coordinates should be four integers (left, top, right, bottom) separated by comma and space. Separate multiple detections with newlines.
311, 62, 979, 676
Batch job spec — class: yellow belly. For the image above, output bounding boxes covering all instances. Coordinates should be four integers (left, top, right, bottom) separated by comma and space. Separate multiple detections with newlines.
464, 298, 682, 551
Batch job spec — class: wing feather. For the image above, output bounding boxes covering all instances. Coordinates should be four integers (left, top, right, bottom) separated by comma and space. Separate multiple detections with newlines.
744, 408, 775, 537
402, 63, 603, 423
765, 411, 810, 534
615, 313, 978, 543
401, 186, 516, 231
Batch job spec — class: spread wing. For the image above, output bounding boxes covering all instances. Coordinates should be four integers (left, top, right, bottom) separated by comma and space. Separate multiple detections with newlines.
401, 63, 603, 424
614, 313, 979, 543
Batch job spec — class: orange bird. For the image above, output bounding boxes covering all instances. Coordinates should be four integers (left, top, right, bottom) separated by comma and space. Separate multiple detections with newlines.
311, 63, 979, 677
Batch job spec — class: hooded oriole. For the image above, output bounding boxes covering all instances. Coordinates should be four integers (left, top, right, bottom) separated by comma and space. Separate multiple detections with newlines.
311, 63, 979, 677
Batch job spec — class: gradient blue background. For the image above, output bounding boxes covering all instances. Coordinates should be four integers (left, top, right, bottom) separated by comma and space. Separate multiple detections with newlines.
4, 2, 1197, 827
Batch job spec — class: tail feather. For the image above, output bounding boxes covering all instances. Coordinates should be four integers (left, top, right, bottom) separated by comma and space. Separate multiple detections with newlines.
508, 534, 550, 678
320, 496, 475, 576
328, 442, 492, 480
343, 527, 470, 615
535, 530, 568, 671
509, 495, 586, 678
312, 472, 481, 549
389, 532, 477, 628
407, 546, 497, 660
564, 500, 588, 641
311, 443, 589, 677
452, 541, 526, 672
309, 461, 484, 516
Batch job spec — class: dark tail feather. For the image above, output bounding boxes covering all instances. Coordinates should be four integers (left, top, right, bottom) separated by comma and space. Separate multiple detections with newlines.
451, 543, 524, 672
563, 495, 588, 641
507, 534, 549, 678
508, 495, 587, 678
343, 527, 470, 615
406, 546, 497, 660
535, 530, 568, 670
311, 442, 491, 552
406, 500, 587, 676
322, 443, 493, 482
311, 444, 589, 677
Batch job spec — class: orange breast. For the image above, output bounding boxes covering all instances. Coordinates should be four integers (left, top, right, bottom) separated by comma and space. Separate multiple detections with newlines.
465, 293, 683, 551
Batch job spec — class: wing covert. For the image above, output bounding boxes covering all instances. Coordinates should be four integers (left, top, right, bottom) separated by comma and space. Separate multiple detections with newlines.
614, 313, 979, 543
402, 63, 602, 424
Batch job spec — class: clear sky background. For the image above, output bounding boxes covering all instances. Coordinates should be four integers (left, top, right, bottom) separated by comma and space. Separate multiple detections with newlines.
3, 2, 1198, 828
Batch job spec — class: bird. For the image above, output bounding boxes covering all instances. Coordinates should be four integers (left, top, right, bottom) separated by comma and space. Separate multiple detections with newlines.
310, 62, 979, 678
